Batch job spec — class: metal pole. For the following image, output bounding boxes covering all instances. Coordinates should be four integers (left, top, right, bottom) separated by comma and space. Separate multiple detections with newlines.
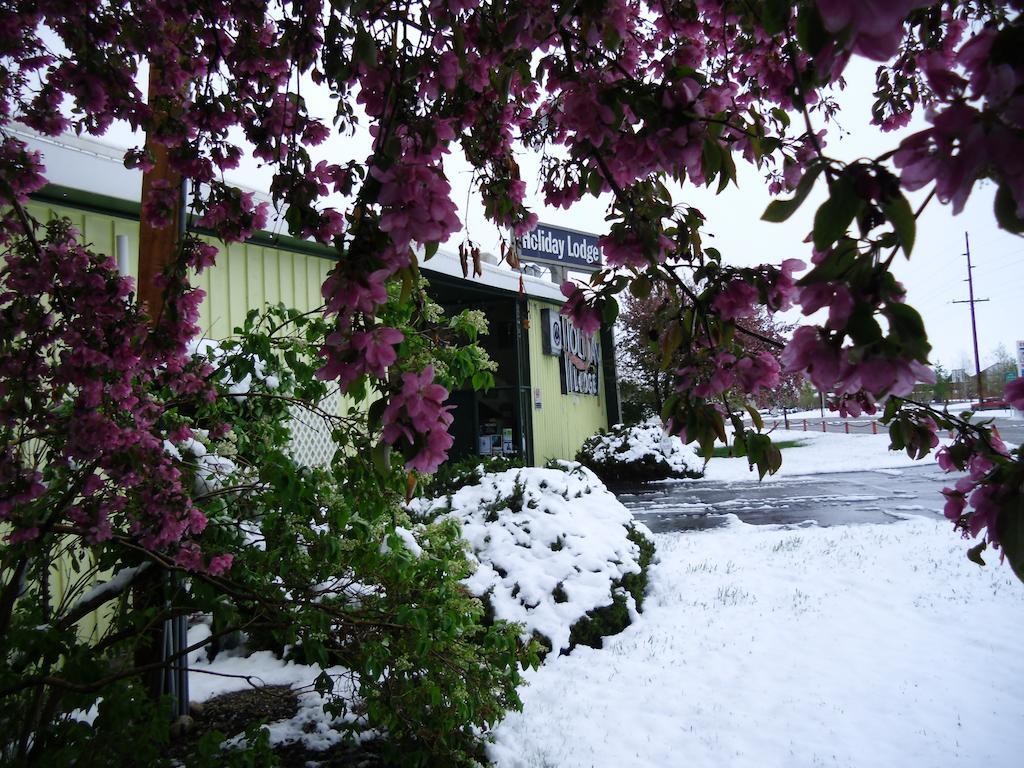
953, 232, 989, 402
115, 234, 130, 277
966, 233, 983, 400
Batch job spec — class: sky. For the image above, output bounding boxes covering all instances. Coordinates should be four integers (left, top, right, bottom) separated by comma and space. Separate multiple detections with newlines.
96, 52, 1023, 375
477, 56, 1024, 374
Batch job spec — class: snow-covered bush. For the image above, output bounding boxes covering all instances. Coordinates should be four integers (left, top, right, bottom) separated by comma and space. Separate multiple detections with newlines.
411, 463, 656, 656
577, 420, 704, 483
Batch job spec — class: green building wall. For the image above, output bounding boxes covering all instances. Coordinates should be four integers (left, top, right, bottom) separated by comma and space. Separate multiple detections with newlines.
526, 299, 608, 464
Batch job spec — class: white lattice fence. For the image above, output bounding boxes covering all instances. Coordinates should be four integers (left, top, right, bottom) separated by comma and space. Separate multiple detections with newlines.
288, 390, 341, 468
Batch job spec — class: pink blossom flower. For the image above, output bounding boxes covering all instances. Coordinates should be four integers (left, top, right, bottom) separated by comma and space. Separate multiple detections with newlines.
207, 554, 234, 576
798, 282, 854, 330
712, 279, 758, 321
831, 392, 877, 418
766, 259, 805, 311
734, 352, 781, 395
936, 447, 956, 472
322, 268, 391, 322
599, 231, 673, 269
941, 488, 966, 521
380, 366, 454, 474
845, 357, 934, 398
880, 111, 913, 132
352, 326, 404, 378
1006, 377, 1024, 410
781, 326, 841, 391
559, 282, 602, 335
141, 179, 179, 229
371, 152, 461, 250
815, 0, 930, 61
967, 484, 1002, 540
303, 209, 345, 244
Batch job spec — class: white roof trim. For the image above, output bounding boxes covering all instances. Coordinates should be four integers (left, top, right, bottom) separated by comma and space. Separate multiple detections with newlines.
17, 126, 568, 303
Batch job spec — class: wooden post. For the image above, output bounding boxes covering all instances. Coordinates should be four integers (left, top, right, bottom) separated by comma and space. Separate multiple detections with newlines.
136, 67, 185, 323
134, 60, 191, 720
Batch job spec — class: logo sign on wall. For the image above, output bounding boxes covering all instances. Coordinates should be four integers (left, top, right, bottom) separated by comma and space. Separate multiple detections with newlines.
517, 223, 602, 272
541, 308, 600, 396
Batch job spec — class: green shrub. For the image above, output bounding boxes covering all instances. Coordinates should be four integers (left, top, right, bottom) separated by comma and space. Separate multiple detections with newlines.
419, 454, 525, 500
566, 524, 656, 651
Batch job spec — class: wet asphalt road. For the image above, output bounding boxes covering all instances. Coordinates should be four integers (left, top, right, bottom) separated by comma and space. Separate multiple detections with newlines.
615, 464, 954, 533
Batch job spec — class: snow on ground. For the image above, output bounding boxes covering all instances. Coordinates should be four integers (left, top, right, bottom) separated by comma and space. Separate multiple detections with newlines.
187, 637, 371, 751
698, 429, 946, 482
489, 515, 1024, 768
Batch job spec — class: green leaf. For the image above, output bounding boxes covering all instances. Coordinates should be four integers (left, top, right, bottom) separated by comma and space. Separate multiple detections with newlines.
353, 30, 378, 67
609, 275, 629, 294
812, 177, 863, 251
761, 166, 823, 223
701, 138, 722, 186
993, 184, 1024, 233
995, 494, 1024, 583
660, 324, 683, 369
845, 306, 883, 345
885, 302, 927, 344
629, 274, 652, 299
424, 241, 439, 261
796, 5, 828, 55
400, 268, 413, 305
746, 404, 764, 431
883, 193, 916, 257
372, 440, 391, 474
761, 0, 790, 35
367, 396, 388, 430
602, 296, 619, 325
888, 420, 905, 450
717, 145, 736, 193
711, 411, 728, 444
966, 540, 987, 567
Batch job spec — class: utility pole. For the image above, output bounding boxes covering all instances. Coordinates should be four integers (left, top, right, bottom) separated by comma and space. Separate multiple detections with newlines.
952, 232, 989, 401
135, 59, 192, 722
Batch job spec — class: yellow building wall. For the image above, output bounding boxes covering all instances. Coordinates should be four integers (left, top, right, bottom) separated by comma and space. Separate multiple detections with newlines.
527, 299, 609, 464
19, 200, 337, 639
22, 201, 334, 337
